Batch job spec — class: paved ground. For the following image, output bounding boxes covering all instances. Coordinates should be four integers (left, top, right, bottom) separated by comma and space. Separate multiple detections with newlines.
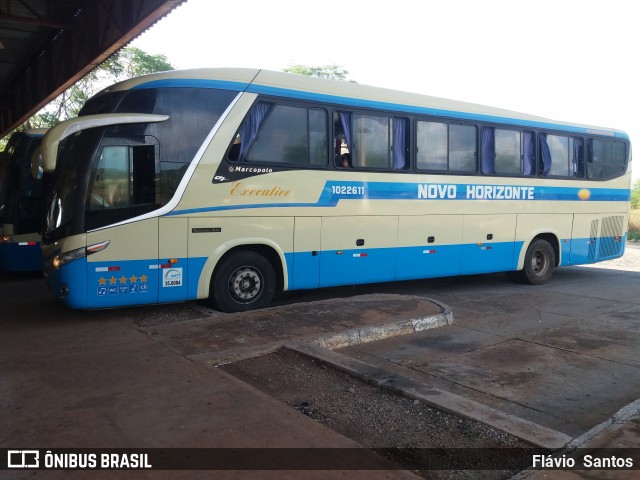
1, 244, 639, 478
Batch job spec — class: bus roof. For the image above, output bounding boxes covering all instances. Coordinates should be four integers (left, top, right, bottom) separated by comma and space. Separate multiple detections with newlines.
92, 68, 628, 139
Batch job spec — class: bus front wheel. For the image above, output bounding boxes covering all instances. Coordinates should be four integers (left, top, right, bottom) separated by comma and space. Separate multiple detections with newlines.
510, 239, 555, 285
210, 251, 276, 313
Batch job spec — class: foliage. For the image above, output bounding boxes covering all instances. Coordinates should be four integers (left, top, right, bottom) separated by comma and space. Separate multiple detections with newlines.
631, 179, 640, 210
21, 47, 173, 131
629, 209, 640, 241
283, 64, 355, 82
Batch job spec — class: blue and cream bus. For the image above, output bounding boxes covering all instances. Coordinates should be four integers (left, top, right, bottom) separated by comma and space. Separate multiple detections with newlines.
0, 129, 48, 271
35, 68, 631, 311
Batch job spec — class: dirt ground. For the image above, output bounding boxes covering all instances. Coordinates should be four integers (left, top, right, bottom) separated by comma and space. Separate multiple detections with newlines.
222, 348, 536, 480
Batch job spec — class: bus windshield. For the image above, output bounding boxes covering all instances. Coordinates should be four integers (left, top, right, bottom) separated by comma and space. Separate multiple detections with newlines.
0, 152, 8, 224
43, 87, 237, 242
1, 132, 45, 229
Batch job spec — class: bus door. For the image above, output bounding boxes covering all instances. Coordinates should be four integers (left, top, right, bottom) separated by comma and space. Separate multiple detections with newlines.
461, 214, 517, 275
84, 139, 161, 307
319, 216, 398, 287
158, 217, 189, 302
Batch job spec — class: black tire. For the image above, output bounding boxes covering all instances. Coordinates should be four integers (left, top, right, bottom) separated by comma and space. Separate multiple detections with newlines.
510, 239, 555, 285
210, 251, 276, 313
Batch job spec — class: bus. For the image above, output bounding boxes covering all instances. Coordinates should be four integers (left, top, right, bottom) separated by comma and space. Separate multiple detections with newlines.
35, 68, 631, 312
0, 129, 48, 272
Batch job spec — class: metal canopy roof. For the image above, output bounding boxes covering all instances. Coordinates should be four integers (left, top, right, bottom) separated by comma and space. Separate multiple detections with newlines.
0, 0, 186, 138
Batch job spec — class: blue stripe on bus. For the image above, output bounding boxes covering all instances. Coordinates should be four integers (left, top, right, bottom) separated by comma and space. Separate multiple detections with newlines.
51, 256, 206, 309
167, 181, 630, 216
50, 235, 624, 308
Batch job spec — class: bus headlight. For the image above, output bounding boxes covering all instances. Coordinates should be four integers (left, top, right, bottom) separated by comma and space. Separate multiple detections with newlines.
1, 235, 10, 243
52, 247, 86, 270
52, 240, 110, 270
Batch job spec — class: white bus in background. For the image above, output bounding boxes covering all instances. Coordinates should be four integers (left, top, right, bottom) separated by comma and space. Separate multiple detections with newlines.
0, 129, 48, 271
36, 68, 631, 312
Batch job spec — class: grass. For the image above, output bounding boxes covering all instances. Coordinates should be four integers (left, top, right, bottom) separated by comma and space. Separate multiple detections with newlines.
630, 208, 640, 241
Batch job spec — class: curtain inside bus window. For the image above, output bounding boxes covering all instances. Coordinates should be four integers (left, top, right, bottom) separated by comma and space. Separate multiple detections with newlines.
339, 112, 352, 153
238, 102, 272, 161
523, 131, 534, 176
572, 137, 583, 177
392, 118, 407, 169
481, 127, 495, 174
540, 134, 551, 176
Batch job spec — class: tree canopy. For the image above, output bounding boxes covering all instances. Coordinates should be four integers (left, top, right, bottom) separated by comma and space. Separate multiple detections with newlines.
631, 179, 640, 209
22, 47, 174, 130
283, 64, 355, 82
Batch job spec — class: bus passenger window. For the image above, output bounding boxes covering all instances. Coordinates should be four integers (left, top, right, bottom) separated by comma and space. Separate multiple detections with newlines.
419, 122, 475, 173
232, 103, 327, 166
336, 111, 403, 170
541, 134, 583, 177
483, 128, 530, 176
587, 138, 626, 180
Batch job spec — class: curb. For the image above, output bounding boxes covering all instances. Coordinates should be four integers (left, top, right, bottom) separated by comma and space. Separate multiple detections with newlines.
190, 295, 451, 366
312, 297, 452, 350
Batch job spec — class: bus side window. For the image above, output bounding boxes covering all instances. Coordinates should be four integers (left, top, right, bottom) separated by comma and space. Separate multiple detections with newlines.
541, 134, 583, 177
587, 138, 626, 180
231, 102, 327, 166
483, 128, 531, 176
334, 111, 407, 170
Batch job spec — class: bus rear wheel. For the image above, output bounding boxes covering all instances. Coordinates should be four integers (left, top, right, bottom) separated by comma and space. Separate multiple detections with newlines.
210, 251, 276, 313
510, 239, 555, 285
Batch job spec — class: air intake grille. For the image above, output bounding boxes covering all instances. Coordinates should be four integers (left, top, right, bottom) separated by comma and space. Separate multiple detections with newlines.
599, 216, 624, 259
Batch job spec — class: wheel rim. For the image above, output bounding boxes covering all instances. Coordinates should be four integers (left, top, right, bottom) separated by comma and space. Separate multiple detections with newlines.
531, 249, 549, 276
228, 266, 263, 304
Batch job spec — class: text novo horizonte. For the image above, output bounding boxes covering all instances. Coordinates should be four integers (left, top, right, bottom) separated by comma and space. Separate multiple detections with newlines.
418, 184, 535, 200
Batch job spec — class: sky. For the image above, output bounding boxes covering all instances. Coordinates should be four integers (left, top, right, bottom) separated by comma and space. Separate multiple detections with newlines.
131, 0, 640, 182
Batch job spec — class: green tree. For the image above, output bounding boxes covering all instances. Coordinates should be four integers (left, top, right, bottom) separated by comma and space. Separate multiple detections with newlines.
283, 64, 355, 82
631, 179, 640, 209
24, 47, 173, 129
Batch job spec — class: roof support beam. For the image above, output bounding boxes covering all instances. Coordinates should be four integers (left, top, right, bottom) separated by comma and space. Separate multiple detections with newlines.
0, 0, 186, 137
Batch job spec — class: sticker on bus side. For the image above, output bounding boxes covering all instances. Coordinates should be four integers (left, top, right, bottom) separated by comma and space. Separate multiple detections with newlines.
162, 268, 183, 287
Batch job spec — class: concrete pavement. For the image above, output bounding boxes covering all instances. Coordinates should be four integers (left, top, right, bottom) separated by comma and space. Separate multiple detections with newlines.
2, 254, 640, 478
